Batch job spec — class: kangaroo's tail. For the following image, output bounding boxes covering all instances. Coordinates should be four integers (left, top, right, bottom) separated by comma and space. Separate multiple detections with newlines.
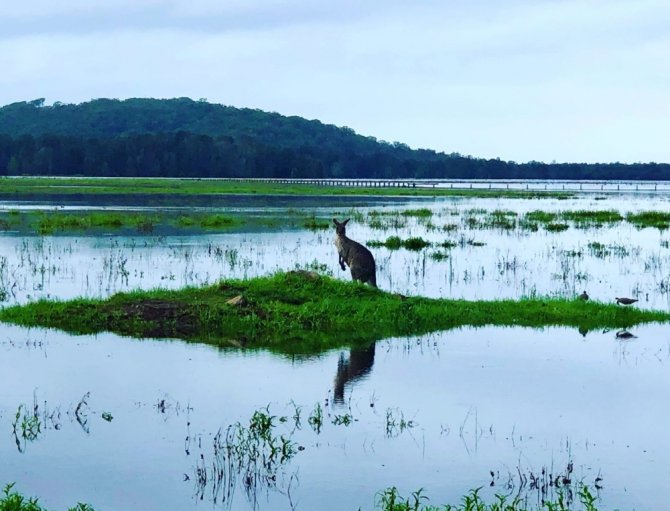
369, 273, 377, 288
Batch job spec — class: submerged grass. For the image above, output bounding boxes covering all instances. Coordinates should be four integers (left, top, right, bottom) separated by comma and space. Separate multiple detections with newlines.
0, 210, 242, 234
626, 211, 670, 230
374, 486, 603, 511
545, 222, 570, 232
368, 236, 431, 251
0, 272, 666, 354
0, 209, 332, 234
400, 208, 433, 218
517, 209, 669, 231
560, 209, 623, 225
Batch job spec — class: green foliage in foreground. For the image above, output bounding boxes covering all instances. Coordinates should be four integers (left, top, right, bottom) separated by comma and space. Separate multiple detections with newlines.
0, 272, 667, 354
373, 486, 604, 511
0, 484, 92, 511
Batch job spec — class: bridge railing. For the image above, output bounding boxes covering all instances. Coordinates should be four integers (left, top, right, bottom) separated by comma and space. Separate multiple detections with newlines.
218, 178, 670, 192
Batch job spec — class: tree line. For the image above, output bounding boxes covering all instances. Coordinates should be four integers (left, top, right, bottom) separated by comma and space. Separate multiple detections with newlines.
0, 98, 667, 180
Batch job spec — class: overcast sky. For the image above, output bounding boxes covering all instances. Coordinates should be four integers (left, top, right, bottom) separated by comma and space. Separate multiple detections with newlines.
1, 0, 669, 163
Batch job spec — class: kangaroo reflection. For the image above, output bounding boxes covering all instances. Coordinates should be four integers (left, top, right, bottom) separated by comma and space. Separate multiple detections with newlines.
333, 344, 376, 403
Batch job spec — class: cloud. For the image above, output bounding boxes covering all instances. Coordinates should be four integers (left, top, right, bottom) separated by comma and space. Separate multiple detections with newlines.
1, 0, 669, 162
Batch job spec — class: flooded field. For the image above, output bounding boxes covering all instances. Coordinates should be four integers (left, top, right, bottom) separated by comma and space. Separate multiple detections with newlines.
1, 191, 670, 510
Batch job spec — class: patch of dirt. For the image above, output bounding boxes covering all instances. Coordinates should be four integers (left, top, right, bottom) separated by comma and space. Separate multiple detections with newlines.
115, 300, 198, 337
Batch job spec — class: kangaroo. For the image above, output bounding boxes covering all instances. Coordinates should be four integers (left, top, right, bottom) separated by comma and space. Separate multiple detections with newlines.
333, 218, 377, 287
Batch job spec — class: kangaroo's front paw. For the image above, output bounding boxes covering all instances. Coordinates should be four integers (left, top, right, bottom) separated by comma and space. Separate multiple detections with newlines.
339, 263, 346, 271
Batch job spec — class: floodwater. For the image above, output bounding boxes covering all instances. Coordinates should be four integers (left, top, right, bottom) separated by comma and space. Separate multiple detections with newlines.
1, 191, 670, 510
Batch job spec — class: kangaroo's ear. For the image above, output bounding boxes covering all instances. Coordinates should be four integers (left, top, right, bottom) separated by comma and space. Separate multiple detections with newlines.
343, 218, 350, 226
332, 218, 340, 226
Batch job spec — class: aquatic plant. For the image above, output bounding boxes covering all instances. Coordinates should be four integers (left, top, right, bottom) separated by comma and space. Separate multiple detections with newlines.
384, 408, 415, 437
429, 251, 449, 261
192, 406, 300, 507
525, 211, 557, 223
400, 208, 433, 218
12, 405, 41, 442
332, 413, 354, 426
303, 214, 330, 230
0, 256, 10, 302
560, 209, 623, 225
307, 402, 324, 433
545, 223, 569, 233
626, 211, 670, 230
0, 210, 244, 235
483, 213, 516, 230
373, 485, 603, 511
0, 483, 93, 511
403, 237, 431, 251
438, 240, 457, 249
368, 236, 430, 251
368, 236, 403, 249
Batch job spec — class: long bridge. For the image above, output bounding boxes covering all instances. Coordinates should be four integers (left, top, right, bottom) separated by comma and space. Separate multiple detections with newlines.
223, 178, 670, 192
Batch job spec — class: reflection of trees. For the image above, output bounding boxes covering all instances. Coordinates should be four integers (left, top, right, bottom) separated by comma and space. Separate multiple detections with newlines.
333, 344, 376, 404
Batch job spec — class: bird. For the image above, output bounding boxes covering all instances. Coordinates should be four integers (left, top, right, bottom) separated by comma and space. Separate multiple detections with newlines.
615, 297, 638, 305
578, 291, 589, 301
616, 330, 637, 340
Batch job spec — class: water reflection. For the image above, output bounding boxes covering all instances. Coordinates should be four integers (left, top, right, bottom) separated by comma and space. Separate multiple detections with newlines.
1, 324, 670, 509
333, 344, 376, 404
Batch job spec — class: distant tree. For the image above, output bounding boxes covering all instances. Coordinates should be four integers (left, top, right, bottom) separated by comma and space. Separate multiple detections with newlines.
0, 98, 668, 180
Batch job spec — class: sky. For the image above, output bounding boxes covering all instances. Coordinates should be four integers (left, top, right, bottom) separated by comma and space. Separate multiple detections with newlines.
1, 0, 669, 164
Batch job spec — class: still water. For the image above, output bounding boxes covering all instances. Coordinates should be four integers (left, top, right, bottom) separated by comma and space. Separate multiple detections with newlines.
1, 324, 669, 510
1, 192, 669, 510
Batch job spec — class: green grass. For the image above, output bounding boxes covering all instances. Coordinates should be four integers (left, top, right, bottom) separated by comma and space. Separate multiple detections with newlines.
520, 209, 669, 231
369, 236, 403, 249
626, 211, 670, 230
373, 486, 603, 511
1, 272, 667, 354
302, 215, 330, 230
0, 209, 337, 234
368, 236, 431, 251
545, 222, 570, 232
560, 209, 623, 225
429, 251, 450, 261
525, 211, 557, 223
0, 210, 242, 234
400, 208, 433, 218
0, 484, 92, 511
0, 177, 572, 199
403, 237, 431, 250
480, 211, 517, 230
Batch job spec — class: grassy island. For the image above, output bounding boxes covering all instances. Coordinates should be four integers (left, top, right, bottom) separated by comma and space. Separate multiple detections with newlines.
0, 272, 666, 353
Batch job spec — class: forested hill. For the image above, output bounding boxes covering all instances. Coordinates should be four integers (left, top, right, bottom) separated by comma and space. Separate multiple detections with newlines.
0, 97, 667, 180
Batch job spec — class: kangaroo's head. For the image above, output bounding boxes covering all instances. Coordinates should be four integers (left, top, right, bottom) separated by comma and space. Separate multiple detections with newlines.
332, 218, 350, 237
